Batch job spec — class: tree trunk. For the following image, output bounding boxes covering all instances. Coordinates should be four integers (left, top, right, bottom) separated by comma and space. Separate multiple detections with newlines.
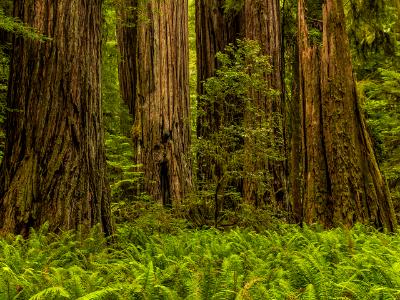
118, 0, 193, 205
195, 0, 242, 137
289, 42, 303, 223
297, 0, 397, 230
0, 0, 113, 236
242, 0, 286, 209
116, 1, 137, 117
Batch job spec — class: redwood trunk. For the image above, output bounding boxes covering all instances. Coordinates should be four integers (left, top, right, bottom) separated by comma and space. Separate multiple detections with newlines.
298, 0, 397, 230
0, 0, 112, 236
242, 0, 286, 208
195, 0, 242, 137
116, 1, 137, 117
118, 0, 193, 205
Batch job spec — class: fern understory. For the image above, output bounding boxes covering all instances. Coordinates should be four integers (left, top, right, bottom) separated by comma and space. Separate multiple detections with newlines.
1, 222, 400, 299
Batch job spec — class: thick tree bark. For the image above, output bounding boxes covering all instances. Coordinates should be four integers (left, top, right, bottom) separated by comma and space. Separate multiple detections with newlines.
0, 0, 113, 236
242, 0, 286, 208
195, 0, 242, 138
116, 1, 137, 117
297, 0, 397, 230
117, 0, 193, 205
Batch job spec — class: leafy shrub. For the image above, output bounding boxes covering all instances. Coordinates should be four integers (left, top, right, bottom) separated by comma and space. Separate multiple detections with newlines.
196, 39, 284, 225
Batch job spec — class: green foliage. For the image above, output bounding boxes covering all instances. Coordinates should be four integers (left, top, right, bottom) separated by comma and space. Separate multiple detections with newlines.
0, 8, 48, 41
307, 28, 322, 46
197, 39, 284, 224
361, 68, 400, 208
345, 0, 400, 77
304, 0, 323, 46
105, 133, 142, 202
188, 0, 197, 140
345, 0, 399, 209
345, 0, 400, 211
2, 224, 400, 299
102, 5, 132, 137
223, 0, 244, 16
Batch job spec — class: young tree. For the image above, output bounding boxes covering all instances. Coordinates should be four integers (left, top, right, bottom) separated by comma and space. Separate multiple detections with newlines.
196, 0, 286, 208
198, 40, 284, 225
0, 0, 113, 236
195, 0, 242, 201
297, 0, 397, 230
118, 0, 193, 206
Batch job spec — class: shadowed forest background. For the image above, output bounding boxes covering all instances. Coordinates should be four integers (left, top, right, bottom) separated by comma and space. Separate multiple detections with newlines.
0, 0, 400, 298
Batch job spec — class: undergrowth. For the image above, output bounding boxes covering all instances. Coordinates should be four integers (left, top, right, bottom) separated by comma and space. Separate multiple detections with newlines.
1, 223, 400, 299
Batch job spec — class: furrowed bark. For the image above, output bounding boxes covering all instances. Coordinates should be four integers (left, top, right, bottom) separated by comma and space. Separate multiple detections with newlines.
117, 0, 193, 205
0, 0, 113, 236
116, 0, 137, 117
298, 0, 397, 230
195, 0, 242, 137
242, 0, 286, 209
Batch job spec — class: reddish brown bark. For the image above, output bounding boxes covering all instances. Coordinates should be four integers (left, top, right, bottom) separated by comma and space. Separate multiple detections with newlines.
117, 0, 193, 205
116, 1, 137, 117
0, 0, 112, 236
242, 0, 286, 208
195, 0, 242, 138
289, 42, 303, 223
297, 0, 397, 230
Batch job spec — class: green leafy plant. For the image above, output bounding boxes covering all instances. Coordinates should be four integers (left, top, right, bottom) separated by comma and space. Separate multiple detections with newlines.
361, 68, 400, 211
0, 8, 49, 41
196, 39, 284, 226
2, 223, 400, 299
223, 0, 244, 16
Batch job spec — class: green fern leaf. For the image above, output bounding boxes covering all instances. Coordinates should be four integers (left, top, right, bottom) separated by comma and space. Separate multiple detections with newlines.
28, 286, 71, 300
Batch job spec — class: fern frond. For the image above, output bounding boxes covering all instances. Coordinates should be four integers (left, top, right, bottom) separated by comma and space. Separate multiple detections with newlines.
28, 286, 71, 300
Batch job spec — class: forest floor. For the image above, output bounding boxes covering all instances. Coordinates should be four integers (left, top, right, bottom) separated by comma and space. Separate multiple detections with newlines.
1, 218, 400, 299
